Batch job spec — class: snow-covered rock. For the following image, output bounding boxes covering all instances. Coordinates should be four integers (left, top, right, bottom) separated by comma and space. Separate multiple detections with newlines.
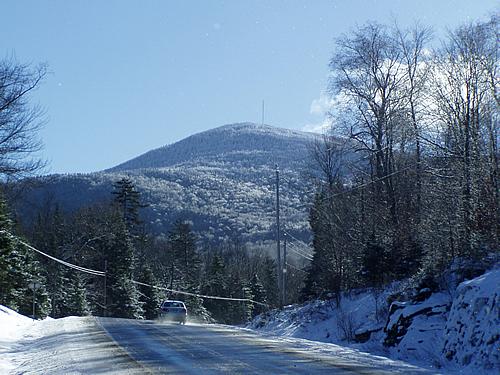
384, 293, 450, 346
383, 293, 451, 365
442, 269, 499, 371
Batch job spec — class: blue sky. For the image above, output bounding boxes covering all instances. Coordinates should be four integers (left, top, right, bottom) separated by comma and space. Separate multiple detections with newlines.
1, 0, 497, 173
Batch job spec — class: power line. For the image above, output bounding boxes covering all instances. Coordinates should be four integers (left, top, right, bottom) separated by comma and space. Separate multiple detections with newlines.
132, 280, 269, 307
7, 234, 106, 277
286, 243, 313, 261
283, 230, 312, 249
287, 241, 313, 256
294, 160, 426, 211
5, 231, 269, 307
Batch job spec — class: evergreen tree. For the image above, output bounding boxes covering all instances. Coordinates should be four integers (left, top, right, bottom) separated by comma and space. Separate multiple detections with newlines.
260, 256, 278, 307
61, 270, 89, 316
202, 254, 227, 322
301, 192, 330, 301
226, 273, 253, 324
104, 211, 143, 319
0, 197, 25, 310
137, 265, 160, 320
167, 220, 210, 321
249, 273, 267, 317
0, 196, 50, 318
361, 236, 389, 288
166, 220, 201, 292
30, 206, 68, 318
112, 177, 147, 236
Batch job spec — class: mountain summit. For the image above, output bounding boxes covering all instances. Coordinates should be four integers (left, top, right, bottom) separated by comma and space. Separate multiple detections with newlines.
16, 123, 318, 245
108, 122, 317, 172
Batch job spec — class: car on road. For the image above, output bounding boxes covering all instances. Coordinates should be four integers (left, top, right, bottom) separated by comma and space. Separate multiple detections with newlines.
159, 300, 187, 324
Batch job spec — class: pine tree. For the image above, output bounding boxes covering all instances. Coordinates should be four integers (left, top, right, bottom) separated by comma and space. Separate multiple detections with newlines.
0, 196, 50, 318
226, 273, 253, 324
167, 220, 210, 321
137, 265, 160, 320
63, 270, 89, 316
0, 198, 25, 310
167, 220, 199, 291
301, 192, 329, 300
104, 211, 143, 319
260, 256, 278, 307
249, 273, 267, 317
30, 206, 68, 318
202, 254, 227, 322
361, 236, 389, 288
112, 177, 147, 236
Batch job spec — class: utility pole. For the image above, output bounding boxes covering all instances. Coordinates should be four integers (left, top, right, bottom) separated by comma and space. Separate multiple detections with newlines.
275, 164, 282, 309
103, 260, 107, 317
283, 232, 287, 307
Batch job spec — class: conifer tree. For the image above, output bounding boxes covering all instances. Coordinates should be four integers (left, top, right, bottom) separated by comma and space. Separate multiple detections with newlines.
112, 177, 147, 236
226, 273, 253, 324
17, 247, 50, 319
137, 264, 160, 320
0, 197, 24, 310
167, 220, 210, 320
249, 273, 267, 317
103, 210, 143, 319
260, 256, 279, 307
30, 206, 68, 317
361, 236, 389, 288
202, 254, 227, 322
0, 196, 49, 317
61, 270, 88, 316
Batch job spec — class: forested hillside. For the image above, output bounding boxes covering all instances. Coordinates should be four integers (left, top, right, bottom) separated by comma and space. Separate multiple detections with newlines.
12, 123, 319, 245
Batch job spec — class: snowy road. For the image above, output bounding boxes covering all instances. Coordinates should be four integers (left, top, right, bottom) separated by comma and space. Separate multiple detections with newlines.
98, 318, 431, 374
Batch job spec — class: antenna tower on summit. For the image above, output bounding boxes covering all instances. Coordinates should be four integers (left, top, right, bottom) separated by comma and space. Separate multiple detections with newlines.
261, 100, 265, 126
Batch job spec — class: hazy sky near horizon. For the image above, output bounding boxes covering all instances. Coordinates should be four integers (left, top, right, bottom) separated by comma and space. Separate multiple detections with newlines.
1, 0, 497, 174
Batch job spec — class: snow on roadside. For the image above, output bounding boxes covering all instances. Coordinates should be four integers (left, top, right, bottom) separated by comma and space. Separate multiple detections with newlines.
248, 288, 391, 345
0, 306, 143, 374
0, 305, 35, 341
0, 305, 37, 372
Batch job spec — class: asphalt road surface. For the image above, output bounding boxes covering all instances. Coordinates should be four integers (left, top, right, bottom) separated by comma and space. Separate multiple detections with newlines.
98, 318, 431, 374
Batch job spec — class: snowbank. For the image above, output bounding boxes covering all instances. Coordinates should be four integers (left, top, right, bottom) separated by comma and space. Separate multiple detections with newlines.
0, 307, 143, 374
0, 305, 36, 372
248, 289, 388, 344
0, 305, 34, 341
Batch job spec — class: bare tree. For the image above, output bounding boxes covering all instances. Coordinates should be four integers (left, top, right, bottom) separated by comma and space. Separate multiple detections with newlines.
428, 17, 499, 257
395, 23, 433, 232
0, 57, 47, 178
329, 22, 409, 226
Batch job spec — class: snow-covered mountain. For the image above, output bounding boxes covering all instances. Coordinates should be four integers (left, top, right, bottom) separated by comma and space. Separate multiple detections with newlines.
14, 123, 319, 245
108, 122, 318, 172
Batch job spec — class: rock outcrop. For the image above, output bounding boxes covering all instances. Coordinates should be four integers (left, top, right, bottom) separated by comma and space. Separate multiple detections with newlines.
442, 269, 499, 370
